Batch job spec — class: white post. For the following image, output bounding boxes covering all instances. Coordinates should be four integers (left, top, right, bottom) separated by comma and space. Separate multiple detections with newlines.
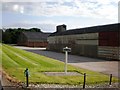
65, 49, 68, 74
63, 47, 71, 74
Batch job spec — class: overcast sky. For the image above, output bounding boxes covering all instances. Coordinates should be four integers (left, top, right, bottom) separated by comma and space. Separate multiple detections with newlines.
1, 0, 119, 32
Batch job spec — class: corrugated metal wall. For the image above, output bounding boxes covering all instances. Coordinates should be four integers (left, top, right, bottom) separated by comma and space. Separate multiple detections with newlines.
73, 44, 98, 57
48, 33, 98, 58
98, 31, 119, 60
99, 31, 119, 46
27, 42, 48, 47
98, 46, 119, 60
48, 31, 119, 60
17, 33, 27, 46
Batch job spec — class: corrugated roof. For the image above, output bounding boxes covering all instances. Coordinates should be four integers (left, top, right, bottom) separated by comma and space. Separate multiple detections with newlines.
22, 31, 51, 42
49, 23, 119, 37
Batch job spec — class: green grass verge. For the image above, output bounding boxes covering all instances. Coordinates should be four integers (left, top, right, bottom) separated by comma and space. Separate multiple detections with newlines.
1, 44, 118, 85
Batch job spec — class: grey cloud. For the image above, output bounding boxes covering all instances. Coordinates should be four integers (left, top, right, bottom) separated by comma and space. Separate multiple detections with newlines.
1, 1, 118, 20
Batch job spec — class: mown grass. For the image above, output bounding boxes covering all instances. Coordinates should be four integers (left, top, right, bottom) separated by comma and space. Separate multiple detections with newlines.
1, 44, 118, 85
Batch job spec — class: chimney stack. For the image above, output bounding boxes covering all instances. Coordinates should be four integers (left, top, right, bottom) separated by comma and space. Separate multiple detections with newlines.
56, 24, 66, 33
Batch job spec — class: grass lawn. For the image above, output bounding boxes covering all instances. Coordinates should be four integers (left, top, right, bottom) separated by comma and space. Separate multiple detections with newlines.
1, 44, 118, 85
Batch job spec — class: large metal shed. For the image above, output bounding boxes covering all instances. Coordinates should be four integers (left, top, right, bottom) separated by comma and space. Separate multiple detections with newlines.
48, 23, 120, 60
18, 31, 51, 47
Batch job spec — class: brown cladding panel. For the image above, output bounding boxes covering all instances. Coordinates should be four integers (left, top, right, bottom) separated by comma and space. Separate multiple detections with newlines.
99, 40, 108, 46
99, 31, 119, 47
27, 41, 48, 47
99, 32, 109, 40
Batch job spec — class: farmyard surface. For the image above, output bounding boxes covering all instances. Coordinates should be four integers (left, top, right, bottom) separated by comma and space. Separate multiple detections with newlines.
21, 47, 119, 78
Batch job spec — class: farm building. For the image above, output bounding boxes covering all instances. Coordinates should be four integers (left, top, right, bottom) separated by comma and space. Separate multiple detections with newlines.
18, 31, 51, 47
47, 23, 120, 60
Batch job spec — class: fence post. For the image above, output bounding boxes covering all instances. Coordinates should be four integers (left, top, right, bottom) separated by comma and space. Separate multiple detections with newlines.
109, 74, 112, 85
83, 73, 86, 89
24, 68, 29, 87
26, 75, 29, 87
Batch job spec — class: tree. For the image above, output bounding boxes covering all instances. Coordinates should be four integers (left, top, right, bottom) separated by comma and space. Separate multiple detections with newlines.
2, 27, 42, 44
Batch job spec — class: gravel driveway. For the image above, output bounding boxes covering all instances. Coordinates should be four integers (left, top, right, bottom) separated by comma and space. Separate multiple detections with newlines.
15, 46, 119, 78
